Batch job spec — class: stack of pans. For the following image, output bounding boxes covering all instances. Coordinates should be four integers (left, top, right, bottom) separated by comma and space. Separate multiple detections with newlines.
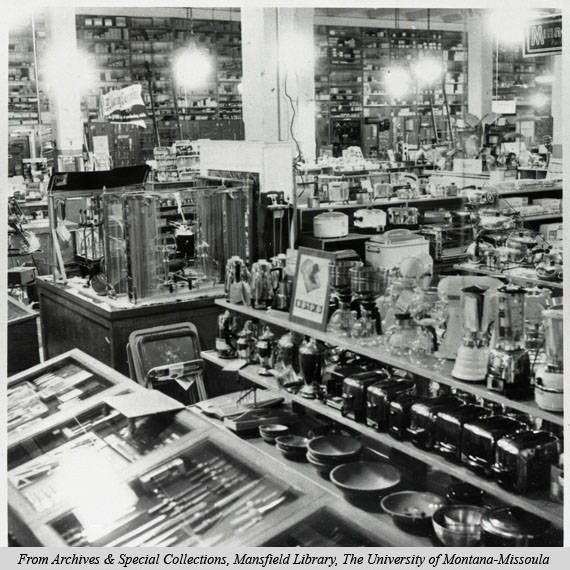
306, 435, 363, 477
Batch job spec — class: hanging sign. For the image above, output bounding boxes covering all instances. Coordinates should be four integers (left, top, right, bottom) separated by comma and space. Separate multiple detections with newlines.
101, 84, 147, 127
524, 14, 562, 56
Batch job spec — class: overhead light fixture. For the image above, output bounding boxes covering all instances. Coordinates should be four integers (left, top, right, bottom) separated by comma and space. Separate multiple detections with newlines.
173, 45, 214, 90
385, 67, 412, 100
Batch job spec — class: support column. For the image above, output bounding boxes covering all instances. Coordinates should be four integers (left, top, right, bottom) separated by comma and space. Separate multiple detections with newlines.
241, 8, 316, 161
467, 11, 493, 119
550, 55, 562, 156
45, 7, 84, 158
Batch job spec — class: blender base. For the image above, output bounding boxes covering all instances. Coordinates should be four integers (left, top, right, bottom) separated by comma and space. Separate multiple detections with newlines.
486, 348, 531, 399
452, 345, 489, 382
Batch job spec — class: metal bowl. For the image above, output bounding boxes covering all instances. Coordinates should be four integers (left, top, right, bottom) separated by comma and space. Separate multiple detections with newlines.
307, 435, 362, 463
330, 461, 401, 499
432, 505, 486, 546
381, 491, 446, 531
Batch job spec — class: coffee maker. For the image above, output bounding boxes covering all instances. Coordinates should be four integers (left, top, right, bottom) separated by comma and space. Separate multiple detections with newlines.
250, 260, 274, 309
486, 284, 531, 399
225, 256, 250, 305
452, 285, 490, 382
327, 259, 361, 335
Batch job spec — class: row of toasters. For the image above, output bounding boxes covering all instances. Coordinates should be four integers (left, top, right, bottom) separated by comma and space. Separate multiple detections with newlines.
334, 368, 560, 495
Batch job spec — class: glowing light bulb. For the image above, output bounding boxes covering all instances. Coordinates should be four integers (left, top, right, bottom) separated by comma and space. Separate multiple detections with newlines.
173, 46, 214, 90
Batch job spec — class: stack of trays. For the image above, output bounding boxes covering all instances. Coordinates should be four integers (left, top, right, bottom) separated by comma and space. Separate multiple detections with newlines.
306, 435, 363, 477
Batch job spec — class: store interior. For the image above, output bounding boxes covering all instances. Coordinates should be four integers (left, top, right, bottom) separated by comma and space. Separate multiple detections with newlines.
6, 6, 564, 547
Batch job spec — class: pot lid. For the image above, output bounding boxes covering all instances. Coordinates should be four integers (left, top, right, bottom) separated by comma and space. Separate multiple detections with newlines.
315, 211, 348, 221
482, 507, 548, 539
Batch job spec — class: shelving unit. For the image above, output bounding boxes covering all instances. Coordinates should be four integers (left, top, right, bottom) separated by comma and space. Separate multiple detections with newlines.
232, 364, 562, 528
206, 300, 564, 529
315, 24, 467, 156
493, 44, 552, 109
215, 300, 563, 425
75, 13, 243, 152
453, 263, 563, 291
8, 16, 49, 126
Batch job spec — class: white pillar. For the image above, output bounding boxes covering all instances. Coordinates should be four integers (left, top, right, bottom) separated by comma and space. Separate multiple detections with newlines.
551, 55, 562, 156
241, 8, 316, 161
467, 11, 493, 119
45, 7, 84, 156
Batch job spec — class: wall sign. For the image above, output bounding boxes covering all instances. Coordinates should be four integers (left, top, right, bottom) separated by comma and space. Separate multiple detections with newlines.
101, 85, 147, 126
524, 14, 562, 57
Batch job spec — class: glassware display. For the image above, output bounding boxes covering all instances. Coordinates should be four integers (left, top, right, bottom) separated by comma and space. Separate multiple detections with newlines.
409, 286, 449, 370
384, 313, 432, 362
377, 275, 419, 333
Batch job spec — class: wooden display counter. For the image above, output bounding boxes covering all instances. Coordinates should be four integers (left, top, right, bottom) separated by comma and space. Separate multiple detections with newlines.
36, 277, 225, 376
7, 296, 40, 375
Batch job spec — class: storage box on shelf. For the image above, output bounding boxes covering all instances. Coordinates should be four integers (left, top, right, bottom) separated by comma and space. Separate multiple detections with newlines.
210, 299, 563, 531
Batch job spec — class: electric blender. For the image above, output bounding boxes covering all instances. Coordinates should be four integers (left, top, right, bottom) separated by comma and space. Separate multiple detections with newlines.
486, 284, 531, 399
452, 285, 490, 382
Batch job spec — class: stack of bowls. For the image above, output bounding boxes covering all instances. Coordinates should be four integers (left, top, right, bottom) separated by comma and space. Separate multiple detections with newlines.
259, 424, 289, 444
306, 435, 363, 477
432, 505, 486, 546
275, 435, 310, 460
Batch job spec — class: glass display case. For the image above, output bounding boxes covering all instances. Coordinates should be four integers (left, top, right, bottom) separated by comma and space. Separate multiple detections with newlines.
46, 439, 298, 547
8, 349, 134, 438
8, 401, 195, 516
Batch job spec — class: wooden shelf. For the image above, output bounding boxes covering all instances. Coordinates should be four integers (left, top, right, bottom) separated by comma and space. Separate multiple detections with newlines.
228, 364, 562, 528
215, 300, 563, 426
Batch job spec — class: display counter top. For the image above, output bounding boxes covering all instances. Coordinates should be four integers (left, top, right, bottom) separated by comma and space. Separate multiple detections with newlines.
37, 276, 224, 316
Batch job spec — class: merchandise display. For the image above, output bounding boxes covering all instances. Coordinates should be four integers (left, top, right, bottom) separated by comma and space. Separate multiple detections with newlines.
6, 5, 564, 550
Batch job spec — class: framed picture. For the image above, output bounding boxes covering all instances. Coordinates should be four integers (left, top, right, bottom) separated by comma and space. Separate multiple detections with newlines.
289, 247, 336, 331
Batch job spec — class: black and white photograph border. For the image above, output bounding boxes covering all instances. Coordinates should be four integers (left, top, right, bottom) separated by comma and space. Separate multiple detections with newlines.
1, 0, 568, 554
